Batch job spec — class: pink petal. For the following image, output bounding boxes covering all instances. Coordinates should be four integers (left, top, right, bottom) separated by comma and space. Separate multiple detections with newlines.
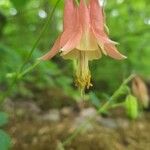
61, 6, 82, 55
63, 0, 76, 30
39, 0, 76, 60
93, 29, 108, 43
92, 27, 126, 59
60, 7, 80, 47
89, 0, 104, 32
39, 36, 61, 60
79, 0, 90, 29
60, 1, 82, 48
61, 28, 82, 55
104, 43, 127, 60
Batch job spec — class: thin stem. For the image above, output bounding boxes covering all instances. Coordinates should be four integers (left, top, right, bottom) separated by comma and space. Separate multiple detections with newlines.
19, 60, 41, 78
122, 74, 135, 85
0, 0, 61, 105
61, 75, 135, 146
98, 74, 135, 113
62, 102, 125, 146
110, 102, 125, 109
62, 121, 86, 146
18, 0, 61, 74
62, 116, 94, 146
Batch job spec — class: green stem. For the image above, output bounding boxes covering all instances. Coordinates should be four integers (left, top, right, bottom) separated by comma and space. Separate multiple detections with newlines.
0, 0, 61, 105
62, 102, 124, 146
62, 116, 94, 146
61, 75, 135, 146
18, 0, 61, 74
19, 60, 41, 78
98, 74, 135, 113
110, 102, 125, 109
62, 122, 86, 146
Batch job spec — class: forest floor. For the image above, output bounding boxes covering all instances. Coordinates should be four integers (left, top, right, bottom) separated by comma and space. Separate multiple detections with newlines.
3, 98, 150, 150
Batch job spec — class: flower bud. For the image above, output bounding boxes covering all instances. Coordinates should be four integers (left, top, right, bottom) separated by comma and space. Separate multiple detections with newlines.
125, 95, 139, 119
132, 76, 149, 108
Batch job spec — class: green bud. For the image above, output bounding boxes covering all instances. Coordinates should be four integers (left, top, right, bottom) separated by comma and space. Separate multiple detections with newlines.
125, 95, 139, 119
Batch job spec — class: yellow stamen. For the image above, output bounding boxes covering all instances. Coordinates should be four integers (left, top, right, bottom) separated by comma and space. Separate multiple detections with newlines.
75, 51, 93, 91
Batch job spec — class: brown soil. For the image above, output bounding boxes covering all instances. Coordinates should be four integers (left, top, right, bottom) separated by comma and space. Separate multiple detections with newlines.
5, 104, 150, 150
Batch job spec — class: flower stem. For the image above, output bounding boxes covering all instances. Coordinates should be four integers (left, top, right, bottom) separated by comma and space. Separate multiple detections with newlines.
18, 0, 61, 74
61, 75, 135, 146
0, 0, 61, 105
98, 74, 135, 113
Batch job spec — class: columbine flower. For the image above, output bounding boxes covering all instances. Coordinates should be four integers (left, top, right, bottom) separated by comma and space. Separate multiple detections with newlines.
132, 76, 149, 108
40, 0, 126, 90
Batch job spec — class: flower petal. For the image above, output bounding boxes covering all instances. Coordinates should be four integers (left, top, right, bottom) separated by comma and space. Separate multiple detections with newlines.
79, 0, 90, 29
61, 28, 82, 55
62, 49, 101, 60
61, 2, 81, 48
40, 0, 80, 60
104, 43, 127, 60
89, 0, 104, 32
76, 29, 98, 51
92, 28, 126, 59
63, 0, 76, 30
77, 1, 98, 51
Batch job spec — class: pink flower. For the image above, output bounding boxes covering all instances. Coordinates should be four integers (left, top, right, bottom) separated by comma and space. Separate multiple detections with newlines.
40, 0, 126, 90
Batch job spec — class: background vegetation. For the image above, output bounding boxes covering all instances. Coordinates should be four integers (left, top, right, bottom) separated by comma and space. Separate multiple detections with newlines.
0, 0, 150, 149
0, 0, 150, 100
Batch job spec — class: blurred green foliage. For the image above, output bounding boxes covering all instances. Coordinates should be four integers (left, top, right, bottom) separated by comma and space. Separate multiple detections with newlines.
0, 130, 11, 150
0, 0, 150, 100
0, 112, 11, 150
0, 112, 8, 127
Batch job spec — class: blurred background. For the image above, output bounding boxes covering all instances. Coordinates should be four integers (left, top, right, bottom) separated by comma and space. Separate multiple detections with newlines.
0, 0, 150, 150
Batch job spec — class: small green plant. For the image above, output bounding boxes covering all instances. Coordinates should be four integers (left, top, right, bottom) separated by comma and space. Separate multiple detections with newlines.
0, 112, 11, 150
58, 75, 139, 149
97, 74, 139, 118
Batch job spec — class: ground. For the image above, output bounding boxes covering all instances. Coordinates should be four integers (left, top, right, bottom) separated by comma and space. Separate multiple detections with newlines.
3, 98, 150, 150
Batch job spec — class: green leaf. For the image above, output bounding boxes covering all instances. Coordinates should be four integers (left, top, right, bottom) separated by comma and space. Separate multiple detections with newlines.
0, 112, 9, 127
0, 130, 11, 150
125, 95, 139, 119
10, 0, 29, 9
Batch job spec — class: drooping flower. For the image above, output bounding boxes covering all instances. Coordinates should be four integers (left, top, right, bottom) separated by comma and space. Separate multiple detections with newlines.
40, 0, 126, 90
132, 76, 149, 108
